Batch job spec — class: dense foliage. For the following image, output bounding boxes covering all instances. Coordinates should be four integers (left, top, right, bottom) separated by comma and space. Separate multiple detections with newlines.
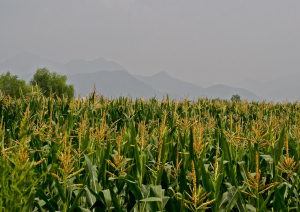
0, 90, 300, 211
0, 72, 30, 98
231, 94, 241, 102
30, 68, 75, 98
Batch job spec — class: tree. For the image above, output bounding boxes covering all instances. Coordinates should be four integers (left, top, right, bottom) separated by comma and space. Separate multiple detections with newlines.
30, 68, 74, 98
0, 72, 30, 98
231, 94, 241, 101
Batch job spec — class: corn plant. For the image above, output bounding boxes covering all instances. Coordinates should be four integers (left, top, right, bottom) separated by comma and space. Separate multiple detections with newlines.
1, 89, 300, 211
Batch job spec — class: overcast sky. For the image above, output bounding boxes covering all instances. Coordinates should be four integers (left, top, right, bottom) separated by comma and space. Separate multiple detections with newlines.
1, 0, 299, 85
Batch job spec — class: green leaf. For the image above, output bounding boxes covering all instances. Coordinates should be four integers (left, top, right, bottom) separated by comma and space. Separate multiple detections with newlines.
132, 125, 142, 175
273, 186, 286, 210
126, 175, 143, 201
84, 154, 98, 193
165, 197, 176, 212
275, 128, 285, 164
109, 187, 123, 212
23, 190, 36, 212
224, 161, 237, 187
87, 186, 103, 201
140, 197, 162, 202
84, 187, 96, 208
35, 189, 55, 212
101, 189, 112, 209
237, 161, 248, 183
76, 206, 91, 212
54, 177, 66, 203
246, 204, 256, 212
198, 157, 214, 193
215, 153, 225, 192
98, 142, 111, 185
219, 186, 245, 212
259, 188, 275, 212
69, 188, 85, 212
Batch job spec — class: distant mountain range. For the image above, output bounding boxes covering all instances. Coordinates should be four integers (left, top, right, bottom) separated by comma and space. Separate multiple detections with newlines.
231, 73, 300, 102
134, 72, 262, 101
1, 52, 264, 101
0, 52, 129, 75
68, 71, 167, 99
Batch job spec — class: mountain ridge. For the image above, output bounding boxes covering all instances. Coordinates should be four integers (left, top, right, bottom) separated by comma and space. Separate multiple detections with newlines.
134, 72, 262, 101
0, 52, 129, 75
1, 52, 263, 101
231, 73, 300, 102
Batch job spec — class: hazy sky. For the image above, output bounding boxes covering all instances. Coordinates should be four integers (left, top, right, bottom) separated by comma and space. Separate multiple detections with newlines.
1, 0, 300, 85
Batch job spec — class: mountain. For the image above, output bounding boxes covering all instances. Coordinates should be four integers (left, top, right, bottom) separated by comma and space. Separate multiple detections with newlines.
68, 70, 261, 101
231, 78, 263, 96
1, 52, 263, 101
191, 80, 215, 88
263, 86, 300, 102
135, 71, 206, 98
17, 70, 169, 99
0, 52, 129, 75
64, 58, 129, 74
135, 72, 263, 101
232, 73, 300, 102
205, 84, 263, 101
67, 70, 169, 99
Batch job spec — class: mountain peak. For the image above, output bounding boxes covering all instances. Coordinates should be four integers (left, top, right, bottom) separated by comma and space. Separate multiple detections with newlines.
94, 57, 106, 62
152, 71, 170, 78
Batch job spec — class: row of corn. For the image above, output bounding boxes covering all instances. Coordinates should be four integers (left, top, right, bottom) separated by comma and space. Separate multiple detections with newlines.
1, 89, 300, 211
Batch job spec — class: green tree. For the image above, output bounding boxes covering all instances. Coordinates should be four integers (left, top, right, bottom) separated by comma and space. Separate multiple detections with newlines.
30, 68, 74, 98
0, 72, 30, 98
231, 94, 241, 101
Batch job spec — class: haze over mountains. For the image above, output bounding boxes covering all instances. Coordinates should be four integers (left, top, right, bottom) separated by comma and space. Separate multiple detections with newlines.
134, 72, 262, 101
232, 74, 300, 102
0, 52, 129, 75
1, 52, 298, 102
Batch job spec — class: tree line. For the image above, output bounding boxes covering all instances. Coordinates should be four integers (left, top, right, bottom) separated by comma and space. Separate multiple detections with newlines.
0, 68, 74, 98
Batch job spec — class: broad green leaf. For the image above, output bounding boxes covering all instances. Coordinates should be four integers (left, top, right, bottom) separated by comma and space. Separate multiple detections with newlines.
84, 154, 98, 193
54, 177, 66, 203
126, 175, 143, 201
35, 189, 55, 212
109, 187, 123, 212
69, 188, 85, 212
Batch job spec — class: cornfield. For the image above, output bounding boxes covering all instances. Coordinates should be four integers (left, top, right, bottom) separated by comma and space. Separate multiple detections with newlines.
1, 89, 300, 212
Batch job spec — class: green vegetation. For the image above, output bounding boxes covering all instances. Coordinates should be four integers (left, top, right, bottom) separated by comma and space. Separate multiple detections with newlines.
30, 68, 75, 98
231, 94, 241, 102
0, 69, 74, 99
0, 91, 300, 211
0, 72, 30, 98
